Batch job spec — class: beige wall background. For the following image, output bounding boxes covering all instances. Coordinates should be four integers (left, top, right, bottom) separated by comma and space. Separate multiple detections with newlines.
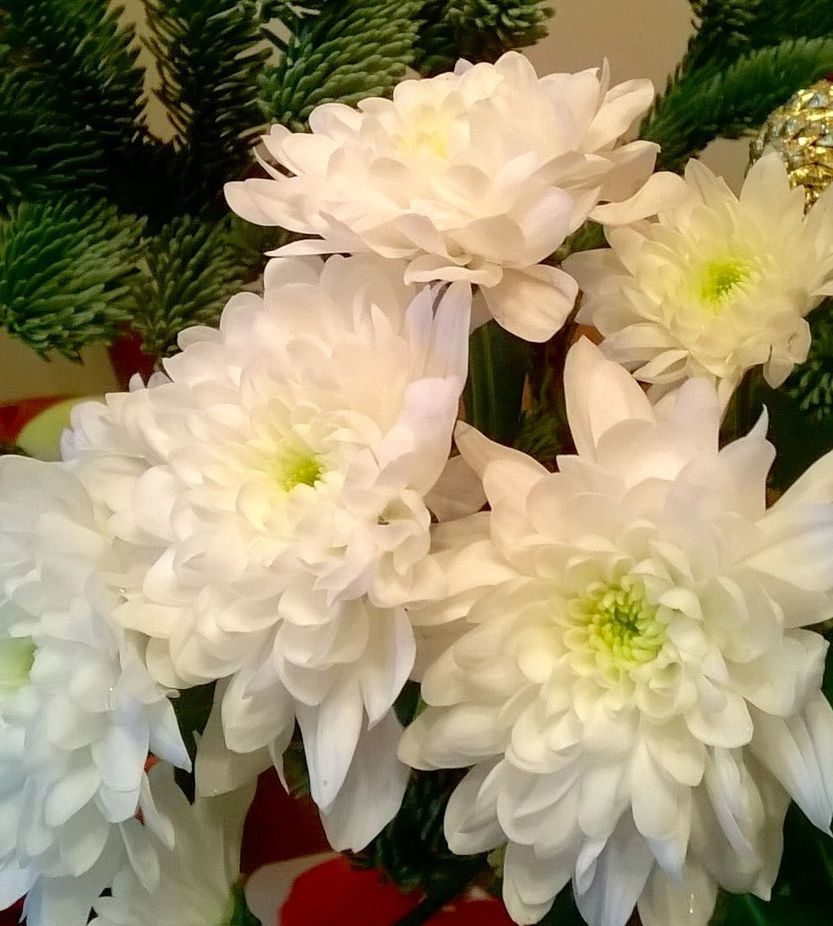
0, 0, 748, 402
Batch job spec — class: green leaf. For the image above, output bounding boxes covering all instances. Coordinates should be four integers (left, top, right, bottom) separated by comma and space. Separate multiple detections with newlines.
464, 321, 530, 445
0, 198, 143, 358
171, 682, 215, 767
228, 880, 263, 926
259, 0, 422, 130
642, 37, 833, 171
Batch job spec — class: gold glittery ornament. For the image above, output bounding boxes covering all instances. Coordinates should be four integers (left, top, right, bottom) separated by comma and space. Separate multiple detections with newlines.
750, 79, 833, 210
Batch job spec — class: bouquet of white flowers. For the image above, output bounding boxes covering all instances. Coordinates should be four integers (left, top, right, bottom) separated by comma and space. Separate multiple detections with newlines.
4, 4, 833, 926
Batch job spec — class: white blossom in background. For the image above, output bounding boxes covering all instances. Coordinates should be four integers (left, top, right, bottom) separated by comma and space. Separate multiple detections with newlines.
400, 339, 833, 926
0, 458, 190, 926
225, 52, 684, 343
565, 152, 833, 406
91, 764, 255, 926
63, 254, 471, 851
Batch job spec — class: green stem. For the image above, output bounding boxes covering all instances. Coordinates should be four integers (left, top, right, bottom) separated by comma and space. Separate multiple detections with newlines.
392, 860, 485, 926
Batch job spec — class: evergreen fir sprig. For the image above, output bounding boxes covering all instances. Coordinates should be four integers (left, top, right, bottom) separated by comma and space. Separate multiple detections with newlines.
0, 0, 145, 166
785, 300, 833, 420
642, 37, 833, 170
415, 0, 553, 75
128, 214, 267, 359
683, 0, 762, 72
143, 0, 269, 209
0, 199, 143, 359
0, 74, 106, 209
259, 0, 423, 129
362, 769, 479, 895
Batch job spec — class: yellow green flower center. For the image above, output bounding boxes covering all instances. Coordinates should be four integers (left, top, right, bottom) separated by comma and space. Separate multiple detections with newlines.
0, 637, 35, 703
277, 452, 323, 492
697, 257, 753, 309
567, 577, 665, 675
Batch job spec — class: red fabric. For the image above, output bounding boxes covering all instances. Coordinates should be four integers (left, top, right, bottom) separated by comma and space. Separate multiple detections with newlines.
280, 857, 513, 926
242, 771, 330, 873
0, 397, 66, 443
0, 900, 23, 924
107, 329, 155, 391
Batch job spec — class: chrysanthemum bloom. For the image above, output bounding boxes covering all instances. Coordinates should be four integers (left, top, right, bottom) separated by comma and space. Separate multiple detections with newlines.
91, 764, 255, 926
225, 52, 683, 342
63, 255, 471, 849
0, 458, 190, 926
400, 339, 833, 926
565, 152, 833, 406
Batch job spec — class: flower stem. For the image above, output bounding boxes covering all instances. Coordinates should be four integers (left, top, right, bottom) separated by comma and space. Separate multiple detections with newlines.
392, 860, 485, 926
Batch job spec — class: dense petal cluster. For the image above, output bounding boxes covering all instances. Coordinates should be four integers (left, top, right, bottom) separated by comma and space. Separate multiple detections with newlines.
226, 52, 682, 342
401, 340, 833, 926
63, 254, 471, 849
91, 764, 254, 926
0, 458, 189, 926
566, 153, 833, 404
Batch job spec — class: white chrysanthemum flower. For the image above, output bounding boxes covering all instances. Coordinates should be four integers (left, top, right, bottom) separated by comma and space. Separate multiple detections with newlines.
63, 254, 471, 850
0, 458, 190, 926
91, 763, 255, 926
400, 339, 833, 926
225, 52, 684, 343
565, 152, 833, 405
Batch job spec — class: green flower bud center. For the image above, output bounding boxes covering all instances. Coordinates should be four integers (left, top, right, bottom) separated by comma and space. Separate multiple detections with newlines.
277, 452, 323, 492
569, 577, 665, 672
0, 637, 35, 703
698, 257, 752, 309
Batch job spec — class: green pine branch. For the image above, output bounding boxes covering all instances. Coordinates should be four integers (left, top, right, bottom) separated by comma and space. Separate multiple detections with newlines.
259, 0, 423, 130
415, 0, 553, 75
785, 300, 833, 420
642, 37, 833, 171
683, 0, 762, 72
128, 215, 273, 359
0, 199, 143, 359
143, 0, 269, 208
0, 0, 145, 158
0, 73, 106, 209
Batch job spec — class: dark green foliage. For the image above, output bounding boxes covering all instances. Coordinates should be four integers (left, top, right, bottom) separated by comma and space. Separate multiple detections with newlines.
515, 406, 563, 470
643, 37, 833, 170
684, 0, 761, 72
143, 0, 269, 208
536, 886, 586, 925
465, 322, 530, 446
171, 681, 216, 766
229, 881, 263, 926
0, 74, 105, 208
128, 215, 268, 359
416, 0, 553, 75
362, 769, 478, 895
0, 0, 144, 147
0, 0, 148, 208
0, 199, 143, 359
784, 300, 833, 420
259, 0, 423, 130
